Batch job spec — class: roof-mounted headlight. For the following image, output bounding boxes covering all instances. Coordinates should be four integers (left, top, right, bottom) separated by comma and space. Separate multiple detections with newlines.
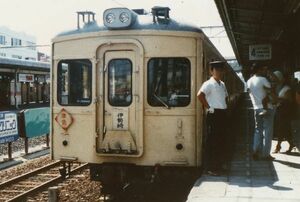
105, 13, 115, 24
119, 12, 130, 23
103, 8, 136, 29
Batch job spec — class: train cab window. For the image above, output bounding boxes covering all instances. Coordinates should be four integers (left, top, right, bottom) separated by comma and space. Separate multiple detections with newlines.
108, 59, 132, 106
148, 58, 191, 107
57, 59, 92, 106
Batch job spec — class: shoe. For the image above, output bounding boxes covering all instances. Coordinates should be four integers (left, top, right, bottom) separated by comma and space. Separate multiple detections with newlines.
259, 109, 267, 116
207, 170, 220, 176
272, 145, 281, 153
285, 145, 295, 154
262, 155, 275, 161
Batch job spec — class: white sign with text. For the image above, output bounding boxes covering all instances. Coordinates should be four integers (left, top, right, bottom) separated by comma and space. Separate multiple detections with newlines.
249, 44, 272, 60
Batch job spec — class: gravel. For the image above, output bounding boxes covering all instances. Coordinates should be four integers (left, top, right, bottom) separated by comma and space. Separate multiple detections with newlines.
28, 169, 102, 202
0, 155, 53, 183
0, 135, 47, 157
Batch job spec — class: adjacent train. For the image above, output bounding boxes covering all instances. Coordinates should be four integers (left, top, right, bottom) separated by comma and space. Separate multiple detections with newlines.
51, 7, 244, 193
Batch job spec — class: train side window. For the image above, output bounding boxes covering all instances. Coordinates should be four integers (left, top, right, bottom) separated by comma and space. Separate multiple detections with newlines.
147, 58, 191, 107
108, 59, 132, 107
57, 59, 92, 106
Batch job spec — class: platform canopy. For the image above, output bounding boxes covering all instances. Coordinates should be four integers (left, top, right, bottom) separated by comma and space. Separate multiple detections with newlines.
214, 0, 300, 77
0, 57, 50, 71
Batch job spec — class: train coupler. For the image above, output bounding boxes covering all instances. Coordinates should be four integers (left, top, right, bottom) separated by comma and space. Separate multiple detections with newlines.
59, 161, 72, 179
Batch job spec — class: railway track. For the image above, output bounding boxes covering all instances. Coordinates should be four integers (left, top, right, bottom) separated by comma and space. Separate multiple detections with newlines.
0, 161, 88, 202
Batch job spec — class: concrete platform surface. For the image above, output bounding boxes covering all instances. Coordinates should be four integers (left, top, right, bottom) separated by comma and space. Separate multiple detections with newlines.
187, 98, 300, 202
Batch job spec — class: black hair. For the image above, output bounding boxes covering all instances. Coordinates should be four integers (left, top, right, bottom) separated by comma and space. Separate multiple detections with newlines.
251, 63, 267, 74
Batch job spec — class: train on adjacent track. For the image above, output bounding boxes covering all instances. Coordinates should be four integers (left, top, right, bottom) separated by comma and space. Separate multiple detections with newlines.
51, 7, 244, 193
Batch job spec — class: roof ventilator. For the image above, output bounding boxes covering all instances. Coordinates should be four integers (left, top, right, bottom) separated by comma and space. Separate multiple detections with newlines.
151, 6, 171, 24
77, 11, 96, 29
132, 9, 147, 15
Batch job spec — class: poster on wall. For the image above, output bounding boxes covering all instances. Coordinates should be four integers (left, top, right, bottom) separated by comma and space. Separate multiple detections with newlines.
0, 111, 19, 144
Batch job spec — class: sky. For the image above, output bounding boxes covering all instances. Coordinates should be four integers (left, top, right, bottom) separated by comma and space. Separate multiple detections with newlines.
0, 0, 235, 58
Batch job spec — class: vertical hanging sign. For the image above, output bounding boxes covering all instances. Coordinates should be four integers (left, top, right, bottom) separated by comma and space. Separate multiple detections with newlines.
112, 108, 128, 130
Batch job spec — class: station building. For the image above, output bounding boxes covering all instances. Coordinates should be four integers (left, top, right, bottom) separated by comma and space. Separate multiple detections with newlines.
0, 26, 38, 61
0, 27, 50, 111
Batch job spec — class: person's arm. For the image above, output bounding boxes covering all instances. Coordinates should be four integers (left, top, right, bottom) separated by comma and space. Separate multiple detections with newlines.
197, 82, 213, 112
262, 78, 278, 104
224, 83, 229, 106
197, 92, 210, 109
283, 89, 293, 102
270, 87, 278, 104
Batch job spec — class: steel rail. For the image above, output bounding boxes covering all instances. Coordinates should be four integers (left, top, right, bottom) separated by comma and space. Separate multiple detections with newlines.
0, 161, 61, 189
7, 163, 88, 202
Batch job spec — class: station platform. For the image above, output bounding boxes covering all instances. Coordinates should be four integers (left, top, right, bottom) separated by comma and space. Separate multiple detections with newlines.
187, 95, 300, 202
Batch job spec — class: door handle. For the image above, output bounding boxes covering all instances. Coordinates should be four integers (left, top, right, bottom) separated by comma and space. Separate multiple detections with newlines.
103, 126, 106, 134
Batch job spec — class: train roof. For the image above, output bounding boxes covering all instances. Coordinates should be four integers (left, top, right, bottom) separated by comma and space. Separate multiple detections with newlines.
56, 13, 203, 38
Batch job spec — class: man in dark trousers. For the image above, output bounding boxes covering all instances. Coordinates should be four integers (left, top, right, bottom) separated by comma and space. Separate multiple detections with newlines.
197, 61, 228, 176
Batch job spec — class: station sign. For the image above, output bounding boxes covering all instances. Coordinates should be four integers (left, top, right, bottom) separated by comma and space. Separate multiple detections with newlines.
0, 111, 19, 144
18, 73, 34, 82
249, 44, 272, 60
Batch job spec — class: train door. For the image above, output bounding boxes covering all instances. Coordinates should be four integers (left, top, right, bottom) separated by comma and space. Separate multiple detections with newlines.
97, 50, 143, 157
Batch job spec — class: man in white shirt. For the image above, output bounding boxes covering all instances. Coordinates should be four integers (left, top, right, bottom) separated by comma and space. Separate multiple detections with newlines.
247, 64, 275, 161
197, 61, 228, 176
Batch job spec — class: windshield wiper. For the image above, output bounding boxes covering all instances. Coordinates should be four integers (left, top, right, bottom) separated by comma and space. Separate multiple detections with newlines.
153, 93, 170, 109
153, 69, 170, 109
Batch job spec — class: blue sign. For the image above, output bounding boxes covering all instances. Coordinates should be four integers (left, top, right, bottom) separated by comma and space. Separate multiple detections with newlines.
0, 111, 19, 144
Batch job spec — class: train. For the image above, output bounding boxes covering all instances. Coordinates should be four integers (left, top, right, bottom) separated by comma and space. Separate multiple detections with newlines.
51, 7, 244, 193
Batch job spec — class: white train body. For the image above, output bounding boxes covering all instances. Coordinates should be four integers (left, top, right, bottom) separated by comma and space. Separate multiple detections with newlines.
51, 8, 243, 184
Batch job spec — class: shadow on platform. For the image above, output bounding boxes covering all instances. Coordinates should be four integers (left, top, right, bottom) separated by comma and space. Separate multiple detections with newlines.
187, 93, 300, 202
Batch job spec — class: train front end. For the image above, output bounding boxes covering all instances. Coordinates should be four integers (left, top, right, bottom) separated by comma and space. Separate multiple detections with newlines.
51, 7, 204, 192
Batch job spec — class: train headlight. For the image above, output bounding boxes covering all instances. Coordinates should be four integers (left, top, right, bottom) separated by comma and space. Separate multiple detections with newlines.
103, 8, 136, 29
119, 12, 130, 23
105, 13, 115, 24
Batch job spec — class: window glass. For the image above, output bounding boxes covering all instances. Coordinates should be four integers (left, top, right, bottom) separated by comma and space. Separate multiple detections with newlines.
148, 58, 191, 107
11, 38, 21, 46
57, 59, 92, 106
0, 35, 5, 45
108, 59, 132, 106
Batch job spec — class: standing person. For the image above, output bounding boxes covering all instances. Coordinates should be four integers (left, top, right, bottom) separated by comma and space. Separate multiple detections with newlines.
273, 71, 295, 153
197, 61, 228, 176
247, 64, 276, 161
